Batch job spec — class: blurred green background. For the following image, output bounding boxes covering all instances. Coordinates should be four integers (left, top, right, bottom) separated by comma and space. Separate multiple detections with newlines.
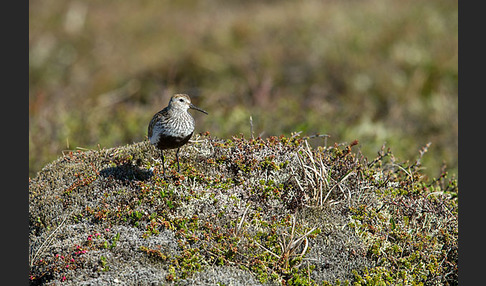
29, 0, 458, 179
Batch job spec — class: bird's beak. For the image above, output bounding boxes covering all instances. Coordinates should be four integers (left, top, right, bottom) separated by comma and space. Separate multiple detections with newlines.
190, 103, 208, 115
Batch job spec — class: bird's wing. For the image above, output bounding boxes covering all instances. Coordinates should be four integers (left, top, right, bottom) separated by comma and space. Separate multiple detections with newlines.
148, 108, 169, 141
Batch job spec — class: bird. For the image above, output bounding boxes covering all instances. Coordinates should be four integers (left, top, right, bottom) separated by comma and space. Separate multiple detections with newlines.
148, 94, 208, 174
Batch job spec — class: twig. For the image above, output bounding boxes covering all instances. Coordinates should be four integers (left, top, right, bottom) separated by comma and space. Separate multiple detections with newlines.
236, 204, 250, 236
29, 210, 74, 267
289, 227, 317, 251
250, 116, 254, 139
254, 241, 280, 259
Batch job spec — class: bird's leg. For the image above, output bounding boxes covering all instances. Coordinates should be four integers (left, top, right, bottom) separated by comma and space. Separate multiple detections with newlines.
176, 148, 180, 172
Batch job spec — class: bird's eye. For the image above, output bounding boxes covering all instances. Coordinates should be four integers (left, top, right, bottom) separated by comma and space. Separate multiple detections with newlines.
179, 99, 184, 102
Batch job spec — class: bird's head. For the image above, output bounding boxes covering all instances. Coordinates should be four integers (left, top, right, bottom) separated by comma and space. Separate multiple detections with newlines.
169, 94, 208, 115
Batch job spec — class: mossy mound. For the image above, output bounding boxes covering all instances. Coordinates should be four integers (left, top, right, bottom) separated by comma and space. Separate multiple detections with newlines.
29, 134, 457, 285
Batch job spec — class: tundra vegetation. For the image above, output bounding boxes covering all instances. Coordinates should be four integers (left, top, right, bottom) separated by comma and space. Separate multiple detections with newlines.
29, 134, 458, 285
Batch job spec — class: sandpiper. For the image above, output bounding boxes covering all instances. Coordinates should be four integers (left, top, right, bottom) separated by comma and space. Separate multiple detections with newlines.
148, 94, 208, 173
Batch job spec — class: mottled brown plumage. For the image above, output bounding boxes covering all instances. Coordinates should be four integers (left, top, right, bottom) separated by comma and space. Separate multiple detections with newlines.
148, 94, 208, 173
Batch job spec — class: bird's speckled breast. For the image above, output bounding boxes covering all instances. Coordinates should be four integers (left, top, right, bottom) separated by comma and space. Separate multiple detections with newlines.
148, 109, 195, 149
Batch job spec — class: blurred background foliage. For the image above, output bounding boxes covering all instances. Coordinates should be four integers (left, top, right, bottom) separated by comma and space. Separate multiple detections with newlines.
29, 0, 457, 179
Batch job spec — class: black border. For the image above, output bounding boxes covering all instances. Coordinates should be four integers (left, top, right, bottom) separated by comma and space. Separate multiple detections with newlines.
457, 0, 478, 284
10, 0, 29, 284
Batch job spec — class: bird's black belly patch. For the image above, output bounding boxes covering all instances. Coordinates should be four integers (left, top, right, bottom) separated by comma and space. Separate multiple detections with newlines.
155, 132, 193, 150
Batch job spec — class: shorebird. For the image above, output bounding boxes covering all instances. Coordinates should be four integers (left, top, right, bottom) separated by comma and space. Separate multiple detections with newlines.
148, 94, 208, 173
